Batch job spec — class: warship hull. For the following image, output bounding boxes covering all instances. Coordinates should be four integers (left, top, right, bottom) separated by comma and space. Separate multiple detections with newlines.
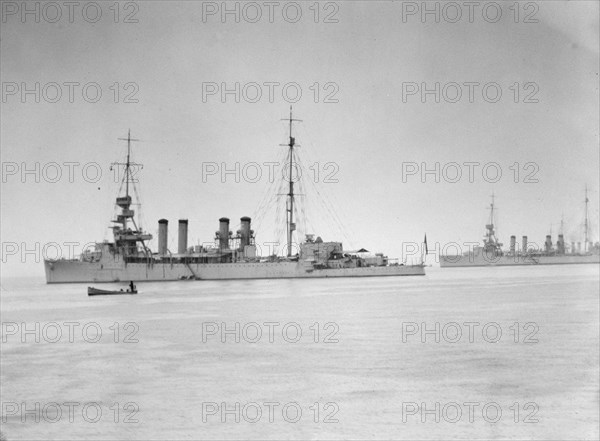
45, 259, 425, 283
440, 253, 600, 267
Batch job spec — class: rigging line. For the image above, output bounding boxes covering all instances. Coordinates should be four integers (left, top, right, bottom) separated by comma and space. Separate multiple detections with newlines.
251, 148, 282, 219
300, 157, 354, 244
251, 184, 275, 225
109, 161, 128, 234
251, 147, 288, 226
132, 181, 145, 231
258, 191, 284, 236
296, 170, 310, 237
293, 150, 324, 228
261, 146, 288, 209
293, 152, 312, 237
293, 127, 356, 247
295, 164, 340, 246
314, 181, 352, 246
311, 167, 355, 245
299, 150, 352, 247
254, 164, 288, 235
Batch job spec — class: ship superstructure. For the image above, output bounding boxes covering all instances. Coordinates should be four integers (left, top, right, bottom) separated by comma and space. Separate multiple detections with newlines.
440, 192, 600, 267
481, 193, 503, 257
45, 111, 425, 282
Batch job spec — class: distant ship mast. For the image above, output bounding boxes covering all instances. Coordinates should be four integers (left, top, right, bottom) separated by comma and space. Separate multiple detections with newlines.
281, 106, 301, 257
484, 192, 502, 251
559, 214, 564, 235
584, 185, 589, 253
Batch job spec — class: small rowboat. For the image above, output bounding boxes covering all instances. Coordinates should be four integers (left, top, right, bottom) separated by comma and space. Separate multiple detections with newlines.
88, 287, 137, 296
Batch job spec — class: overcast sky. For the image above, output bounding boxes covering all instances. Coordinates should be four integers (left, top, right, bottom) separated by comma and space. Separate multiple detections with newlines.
1, 1, 599, 277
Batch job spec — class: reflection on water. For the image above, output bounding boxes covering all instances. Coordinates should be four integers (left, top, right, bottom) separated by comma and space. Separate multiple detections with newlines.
1, 265, 598, 440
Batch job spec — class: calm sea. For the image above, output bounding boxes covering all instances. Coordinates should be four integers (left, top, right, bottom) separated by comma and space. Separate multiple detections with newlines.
1, 265, 598, 440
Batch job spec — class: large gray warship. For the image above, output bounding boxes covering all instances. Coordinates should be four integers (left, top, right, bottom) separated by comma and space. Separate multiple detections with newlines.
44, 111, 425, 282
440, 193, 600, 268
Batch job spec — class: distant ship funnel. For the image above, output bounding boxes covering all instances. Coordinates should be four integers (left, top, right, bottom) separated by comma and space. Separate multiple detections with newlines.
522, 236, 528, 253
557, 234, 565, 254
571, 241, 576, 254
178, 219, 188, 254
510, 236, 516, 254
158, 219, 168, 255
545, 235, 552, 253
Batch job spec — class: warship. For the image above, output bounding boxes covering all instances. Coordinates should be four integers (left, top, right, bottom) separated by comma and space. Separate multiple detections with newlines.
440, 193, 600, 267
44, 110, 426, 282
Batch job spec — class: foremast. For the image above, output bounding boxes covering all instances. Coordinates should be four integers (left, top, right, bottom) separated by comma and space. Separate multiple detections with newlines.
110, 130, 152, 257
483, 192, 502, 253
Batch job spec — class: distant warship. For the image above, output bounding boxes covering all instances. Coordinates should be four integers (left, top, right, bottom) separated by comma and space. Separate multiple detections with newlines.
45, 110, 425, 282
440, 192, 600, 267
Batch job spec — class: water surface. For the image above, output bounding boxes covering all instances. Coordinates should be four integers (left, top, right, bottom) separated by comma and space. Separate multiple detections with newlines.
1, 265, 598, 440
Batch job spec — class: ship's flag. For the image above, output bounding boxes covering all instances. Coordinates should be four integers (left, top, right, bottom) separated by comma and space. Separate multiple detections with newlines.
424, 234, 428, 255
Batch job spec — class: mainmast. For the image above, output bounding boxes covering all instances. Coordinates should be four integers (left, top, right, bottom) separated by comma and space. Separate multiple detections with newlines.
281, 106, 301, 257
485, 192, 495, 241
559, 214, 564, 235
489, 192, 495, 226
584, 185, 589, 252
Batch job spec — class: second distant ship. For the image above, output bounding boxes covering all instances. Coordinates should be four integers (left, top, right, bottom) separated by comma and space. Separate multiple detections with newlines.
440, 193, 600, 267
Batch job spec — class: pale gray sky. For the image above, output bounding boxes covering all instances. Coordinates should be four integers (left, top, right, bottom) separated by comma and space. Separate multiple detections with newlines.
1, 1, 599, 277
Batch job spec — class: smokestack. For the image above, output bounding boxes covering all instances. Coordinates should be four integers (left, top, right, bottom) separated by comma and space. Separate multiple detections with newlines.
219, 217, 230, 250
577, 242, 582, 252
510, 236, 516, 254
522, 236, 528, 253
178, 219, 188, 254
571, 242, 576, 254
240, 216, 251, 249
545, 235, 552, 253
158, 219, 168, 255
557, 234, 565, 254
